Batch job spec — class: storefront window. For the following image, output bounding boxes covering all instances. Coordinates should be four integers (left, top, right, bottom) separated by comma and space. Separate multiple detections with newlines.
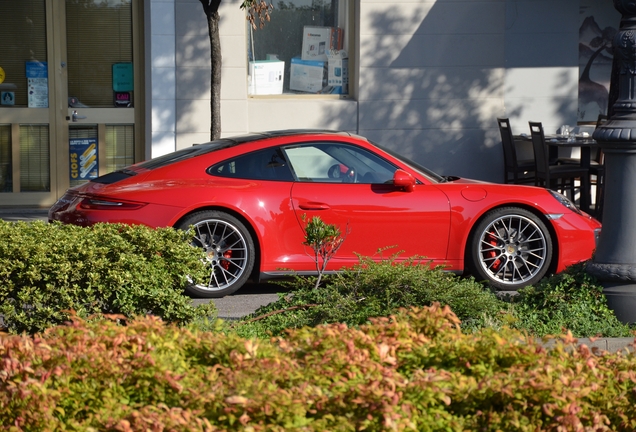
0, 125, 11, 192
0, 0, 47, 108
66, 0, 133, 108
247, 0, 351, 96
20, 125, 50, 192
105, 125, 135, 172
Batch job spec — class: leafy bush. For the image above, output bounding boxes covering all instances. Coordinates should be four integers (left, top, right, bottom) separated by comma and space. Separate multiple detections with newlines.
229, 258, 635, 340
511, 263, 633, 337
0, 220, 216, 334
232, 254, 510, 339
2, 305, 636, 431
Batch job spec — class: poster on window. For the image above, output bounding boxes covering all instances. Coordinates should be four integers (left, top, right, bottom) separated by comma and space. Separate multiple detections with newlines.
69, 138, 98, 181
26, 61, 48, 108
578, 2, 620, 123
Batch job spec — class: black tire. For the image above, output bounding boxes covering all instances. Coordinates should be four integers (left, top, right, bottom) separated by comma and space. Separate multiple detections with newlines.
176, 210, 255, 298
467, 207, 552, 291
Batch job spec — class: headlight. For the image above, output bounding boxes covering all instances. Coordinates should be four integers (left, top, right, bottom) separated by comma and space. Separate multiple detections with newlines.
547, 190, 582, 215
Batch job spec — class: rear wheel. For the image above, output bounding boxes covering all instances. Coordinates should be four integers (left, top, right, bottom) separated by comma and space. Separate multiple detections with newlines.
468, 207, 552, 291
177, 211, 255, 298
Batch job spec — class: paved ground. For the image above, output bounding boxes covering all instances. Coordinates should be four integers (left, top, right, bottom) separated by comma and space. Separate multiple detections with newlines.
193, 284, 285, 320
0, 207, 49, 222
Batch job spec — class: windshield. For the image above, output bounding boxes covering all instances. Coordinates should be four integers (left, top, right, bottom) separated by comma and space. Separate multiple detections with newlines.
369, 140, 446, 183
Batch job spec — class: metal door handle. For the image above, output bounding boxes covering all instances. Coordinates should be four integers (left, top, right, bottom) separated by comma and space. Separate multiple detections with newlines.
72, 110, 87, 122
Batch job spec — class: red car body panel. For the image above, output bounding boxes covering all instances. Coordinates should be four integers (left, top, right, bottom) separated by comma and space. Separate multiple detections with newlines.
49, 131, 601, 285
290, 182, 451, 268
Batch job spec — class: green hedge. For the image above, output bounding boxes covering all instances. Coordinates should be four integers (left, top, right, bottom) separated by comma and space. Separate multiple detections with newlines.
511, 263, 632, 337
231, 256, 633, 339
0, 220, 631, 341
2, 305, 636, 430
0, 220, 216, 334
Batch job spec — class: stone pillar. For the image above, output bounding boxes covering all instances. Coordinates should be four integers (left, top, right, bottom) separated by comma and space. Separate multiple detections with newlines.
587, 0, 636, 323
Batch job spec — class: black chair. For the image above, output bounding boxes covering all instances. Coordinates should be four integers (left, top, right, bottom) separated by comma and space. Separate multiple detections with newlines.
529, 121, 589, 200
497, 117, 535, 184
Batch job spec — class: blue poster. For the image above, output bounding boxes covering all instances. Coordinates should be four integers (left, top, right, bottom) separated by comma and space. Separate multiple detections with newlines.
25, 61, 48, 78
26, 61, 48, 108
69, 138, 98, 180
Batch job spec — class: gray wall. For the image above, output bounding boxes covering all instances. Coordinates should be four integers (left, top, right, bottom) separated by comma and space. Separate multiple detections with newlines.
148, 0, 594, 183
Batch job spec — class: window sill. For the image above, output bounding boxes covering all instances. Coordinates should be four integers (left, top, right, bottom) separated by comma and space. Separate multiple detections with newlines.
248, 93, 353, 100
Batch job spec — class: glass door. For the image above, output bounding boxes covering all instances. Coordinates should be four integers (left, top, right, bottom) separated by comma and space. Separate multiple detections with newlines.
0, 0, 143, 207
63, 0, 138, 188
0, 0, 53, 205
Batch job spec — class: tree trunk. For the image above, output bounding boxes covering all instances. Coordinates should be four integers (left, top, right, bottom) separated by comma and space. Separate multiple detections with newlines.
200, 0, 222, 140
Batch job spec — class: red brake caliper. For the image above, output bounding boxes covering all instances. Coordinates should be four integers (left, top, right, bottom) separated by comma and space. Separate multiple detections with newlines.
487, 231, 502, 270
221, 250, 232, 270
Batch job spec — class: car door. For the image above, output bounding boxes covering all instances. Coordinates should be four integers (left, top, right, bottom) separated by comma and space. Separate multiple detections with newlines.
284, 142, 452, 268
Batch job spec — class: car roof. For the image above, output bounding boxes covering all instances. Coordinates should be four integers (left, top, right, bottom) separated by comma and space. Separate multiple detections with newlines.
197, 129, 354, 146
128, 130, 356, 173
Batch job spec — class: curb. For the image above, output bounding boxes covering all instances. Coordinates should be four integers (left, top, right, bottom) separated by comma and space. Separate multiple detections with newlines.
0, 207, 49, 214
0, 208, 49, 222
542, 337, 635, 354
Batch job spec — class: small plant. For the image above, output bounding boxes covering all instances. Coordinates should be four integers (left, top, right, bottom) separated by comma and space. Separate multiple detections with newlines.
301, 214, 346, 289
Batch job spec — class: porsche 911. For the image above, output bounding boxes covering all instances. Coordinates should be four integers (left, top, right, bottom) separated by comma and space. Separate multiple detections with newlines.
49, 130, 601, 297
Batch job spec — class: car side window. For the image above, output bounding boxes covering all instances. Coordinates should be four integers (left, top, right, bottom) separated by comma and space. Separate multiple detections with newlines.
282, 142, 397, 183
208, 147, 294, 181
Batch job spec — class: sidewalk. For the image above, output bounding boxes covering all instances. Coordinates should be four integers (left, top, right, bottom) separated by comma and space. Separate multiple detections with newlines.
0, 207, 49, 222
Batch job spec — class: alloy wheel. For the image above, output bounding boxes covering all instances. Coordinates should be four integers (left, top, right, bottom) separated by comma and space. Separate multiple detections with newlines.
477, 214, 548, 286
191, 219, 249, 292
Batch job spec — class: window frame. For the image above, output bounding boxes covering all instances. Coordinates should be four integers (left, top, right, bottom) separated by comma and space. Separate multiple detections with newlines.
246, 0, 355, 99
281, 141, 398, 184
208, 146, 295, 182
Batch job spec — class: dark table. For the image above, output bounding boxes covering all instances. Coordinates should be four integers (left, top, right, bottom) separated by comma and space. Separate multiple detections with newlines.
547, 135, 598, 214
515, 134, 598, 214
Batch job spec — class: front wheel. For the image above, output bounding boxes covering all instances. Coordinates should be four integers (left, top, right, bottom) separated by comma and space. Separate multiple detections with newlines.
176, 211, 255, 298
467, 207, 552, 291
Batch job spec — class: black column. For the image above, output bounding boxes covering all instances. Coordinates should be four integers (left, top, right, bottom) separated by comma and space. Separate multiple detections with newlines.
587, 0, 636, 323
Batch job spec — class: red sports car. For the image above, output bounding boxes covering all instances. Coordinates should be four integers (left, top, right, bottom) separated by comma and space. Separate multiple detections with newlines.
49, 130, 601, 297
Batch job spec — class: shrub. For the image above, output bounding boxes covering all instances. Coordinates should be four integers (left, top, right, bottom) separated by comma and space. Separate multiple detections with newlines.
0, 220, 216, 334
2, 305, 636, 431
230, 258, 635, 340
511, 263, 633, 337
232, 254, 510, 339
301, 214, 345, 289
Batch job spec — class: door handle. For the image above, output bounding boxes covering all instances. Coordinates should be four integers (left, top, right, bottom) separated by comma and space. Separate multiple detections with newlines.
298, 202, 330, 210
72, 110, 87, 122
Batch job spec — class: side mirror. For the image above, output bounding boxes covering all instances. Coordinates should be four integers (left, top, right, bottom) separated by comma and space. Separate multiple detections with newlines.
393, 169, 415, 192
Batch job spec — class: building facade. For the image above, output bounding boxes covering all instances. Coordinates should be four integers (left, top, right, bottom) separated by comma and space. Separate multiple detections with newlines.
0, 0, 617, 207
